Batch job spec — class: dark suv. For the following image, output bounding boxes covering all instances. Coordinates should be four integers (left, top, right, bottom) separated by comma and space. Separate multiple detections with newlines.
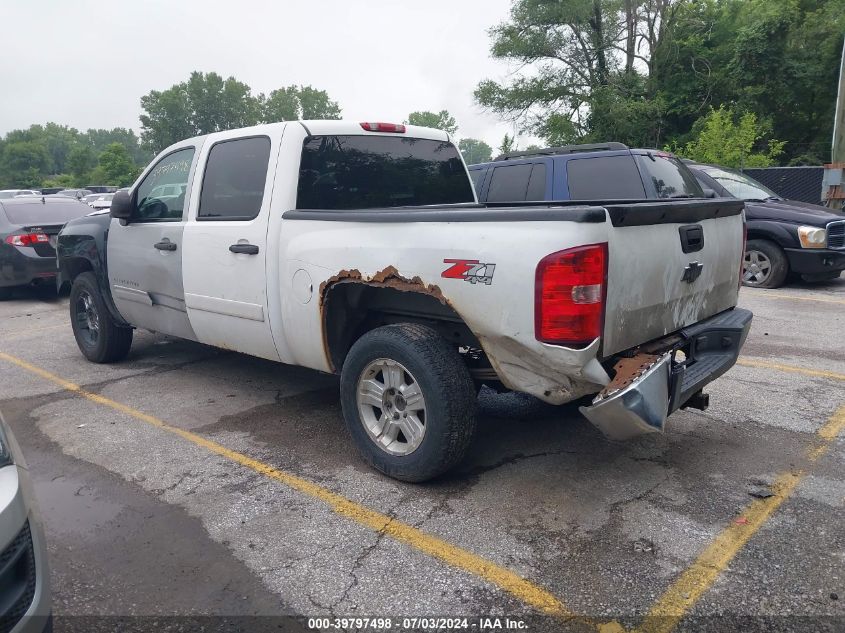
468, 142, 708, 204
686, 162, 844, 288
469, 144, 845, 288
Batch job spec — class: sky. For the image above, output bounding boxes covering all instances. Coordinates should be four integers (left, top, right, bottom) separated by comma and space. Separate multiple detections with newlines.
1, 0, 535, 150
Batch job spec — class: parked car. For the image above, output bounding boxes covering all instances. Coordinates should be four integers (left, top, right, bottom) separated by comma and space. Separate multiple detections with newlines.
0, 197, 92, 299
57, 121, 750, 481
55, 189, 92, 200
82, 194, 114, 210
685, 162, 845, 288
83, 186, 117, 194
39, 189, 62, 196
0, 411, 52, 632
0, 190, 38, 200
468, 143, 710, 203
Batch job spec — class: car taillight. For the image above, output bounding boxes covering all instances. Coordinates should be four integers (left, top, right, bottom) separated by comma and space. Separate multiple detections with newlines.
360, 122, 406, 133
535, 243, 607, 346
4, 233, 49, 247
739, 220, 747, 289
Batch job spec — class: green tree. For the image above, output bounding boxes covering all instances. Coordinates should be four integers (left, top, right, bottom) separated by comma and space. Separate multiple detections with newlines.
67, 145, 98, 185
458, 138, 493, 164
498, 134, 516, 155
139, 71, 260, 152
83, 128, 151, 166
406, 110, 458, 135
141, 73, 342, 152
678, 106, 785, 168
139, 84, 197, 153
262, 87, 300, 122
653, 0, 845, 163
41, 174, 75, 189
475, 0, 684, 145
88, 143, 141, 186
0, 141, 52, 188
262, 85, 342, 122
296, 86, 342, 119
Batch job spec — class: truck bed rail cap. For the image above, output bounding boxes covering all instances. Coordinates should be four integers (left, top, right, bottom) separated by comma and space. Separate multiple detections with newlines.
282, 206, 607, 223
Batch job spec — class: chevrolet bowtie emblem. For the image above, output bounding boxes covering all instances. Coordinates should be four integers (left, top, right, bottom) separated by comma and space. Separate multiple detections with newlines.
682, 261, 703, 283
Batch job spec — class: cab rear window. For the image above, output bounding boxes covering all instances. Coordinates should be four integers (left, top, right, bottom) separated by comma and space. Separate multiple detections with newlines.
296, 135, 474, 209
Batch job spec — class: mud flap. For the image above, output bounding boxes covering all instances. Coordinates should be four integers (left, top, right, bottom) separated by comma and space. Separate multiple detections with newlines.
579, 353, 671, 441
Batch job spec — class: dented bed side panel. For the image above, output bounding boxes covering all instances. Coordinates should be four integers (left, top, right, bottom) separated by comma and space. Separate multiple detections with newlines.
275, 218, 612, 402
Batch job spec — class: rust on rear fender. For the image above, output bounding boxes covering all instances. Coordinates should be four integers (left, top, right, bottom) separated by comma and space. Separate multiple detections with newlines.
319, 265, 452, 371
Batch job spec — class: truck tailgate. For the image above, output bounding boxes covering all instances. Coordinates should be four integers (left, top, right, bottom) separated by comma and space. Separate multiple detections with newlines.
602, 200, 745, 356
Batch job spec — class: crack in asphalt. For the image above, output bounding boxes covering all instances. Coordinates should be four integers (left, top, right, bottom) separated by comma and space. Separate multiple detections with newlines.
463, 448, 584, 477
330, 497, 408, 614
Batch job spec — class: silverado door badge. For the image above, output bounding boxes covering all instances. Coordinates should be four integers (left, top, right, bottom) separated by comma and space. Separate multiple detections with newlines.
682, 261, 703, 283
442, 259, 496, 285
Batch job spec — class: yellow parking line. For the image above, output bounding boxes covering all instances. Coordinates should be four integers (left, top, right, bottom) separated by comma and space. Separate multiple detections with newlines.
737, 358, 845, 382
743, 290, 845, 306
631, 404, 845, 633
0, 351, 573, 621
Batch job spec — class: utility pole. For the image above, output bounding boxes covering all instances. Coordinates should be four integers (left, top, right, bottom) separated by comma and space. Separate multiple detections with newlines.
822, 37, 845, 209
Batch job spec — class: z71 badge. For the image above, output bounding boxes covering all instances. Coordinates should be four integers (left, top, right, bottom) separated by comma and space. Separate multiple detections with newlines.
441, 259, 496, 285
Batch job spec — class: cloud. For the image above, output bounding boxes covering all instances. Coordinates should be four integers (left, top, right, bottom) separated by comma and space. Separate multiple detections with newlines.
1, 0, 539, 151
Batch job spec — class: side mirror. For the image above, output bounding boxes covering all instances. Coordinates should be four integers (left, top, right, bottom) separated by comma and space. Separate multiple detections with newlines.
110, 190, 134, 221
701, 187, 717, 199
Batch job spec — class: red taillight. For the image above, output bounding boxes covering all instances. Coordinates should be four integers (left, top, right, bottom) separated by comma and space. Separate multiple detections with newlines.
739, 220, 747, 289
535, 243, 607, 346
5, 233, 49, 247
360, 122, 406, 133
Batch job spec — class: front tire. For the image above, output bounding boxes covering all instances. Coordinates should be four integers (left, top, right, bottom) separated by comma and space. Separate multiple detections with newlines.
340, 324, 477, 482
69, 272, 133, 363
743, 239, 789, 289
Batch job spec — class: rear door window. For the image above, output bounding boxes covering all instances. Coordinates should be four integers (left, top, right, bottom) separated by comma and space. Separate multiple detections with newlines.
296, 135, 473, 209
486, 163, 533, 202
199, 136, 272, 221
469, 168, 486, 196
566, 155, 646, 200
526, 163, 547, 200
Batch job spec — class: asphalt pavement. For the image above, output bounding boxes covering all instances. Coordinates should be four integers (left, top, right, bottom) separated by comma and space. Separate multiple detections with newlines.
0, 279, 842, 633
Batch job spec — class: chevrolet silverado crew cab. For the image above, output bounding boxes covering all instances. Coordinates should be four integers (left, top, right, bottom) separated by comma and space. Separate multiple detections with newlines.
57, 121, 752, 482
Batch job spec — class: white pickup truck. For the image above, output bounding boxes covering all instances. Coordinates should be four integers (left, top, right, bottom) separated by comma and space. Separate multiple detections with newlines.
57, 120, 752, 481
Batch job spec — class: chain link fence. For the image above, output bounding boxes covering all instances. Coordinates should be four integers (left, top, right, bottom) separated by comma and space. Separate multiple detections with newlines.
743, 166, 824, 205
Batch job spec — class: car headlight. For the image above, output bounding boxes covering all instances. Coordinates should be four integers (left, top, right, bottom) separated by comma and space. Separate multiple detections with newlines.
798, 226, 827, 249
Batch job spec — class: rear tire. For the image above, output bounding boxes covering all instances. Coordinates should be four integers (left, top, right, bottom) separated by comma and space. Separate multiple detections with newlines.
69, 272, 133, 363
743, 239, 788, 289
340, 323, 477, 482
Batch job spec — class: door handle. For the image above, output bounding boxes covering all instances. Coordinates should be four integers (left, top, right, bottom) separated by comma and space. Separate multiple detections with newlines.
154, 241, 177, 251
229, 243, 259, 255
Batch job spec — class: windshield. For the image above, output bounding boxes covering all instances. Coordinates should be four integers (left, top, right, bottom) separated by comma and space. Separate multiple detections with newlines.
296, 135, 474, 209
638, 154, 704, 199
702, 167, 780, 200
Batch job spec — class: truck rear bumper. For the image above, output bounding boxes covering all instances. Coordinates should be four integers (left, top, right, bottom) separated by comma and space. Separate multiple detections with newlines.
580, 308, 753, 440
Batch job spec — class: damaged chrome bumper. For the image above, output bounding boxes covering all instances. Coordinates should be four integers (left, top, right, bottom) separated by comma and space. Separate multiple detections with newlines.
580, 308, 753, 441
580, 353, 671, 440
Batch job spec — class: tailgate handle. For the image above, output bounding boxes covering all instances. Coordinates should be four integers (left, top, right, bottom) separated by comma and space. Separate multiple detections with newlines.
679, 225, 704, 253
